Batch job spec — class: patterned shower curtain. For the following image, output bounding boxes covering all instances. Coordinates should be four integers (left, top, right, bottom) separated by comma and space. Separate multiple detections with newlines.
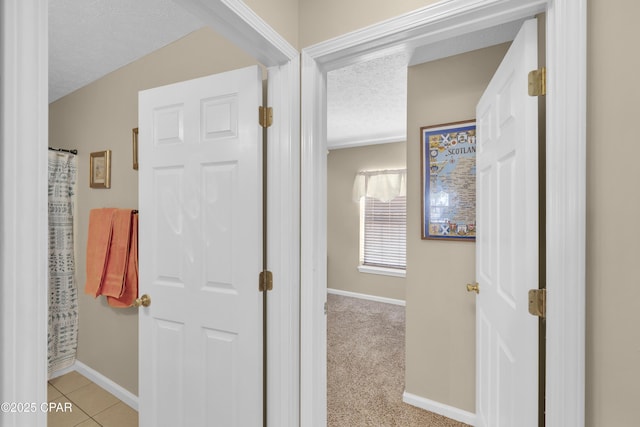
48, 151, 79, 376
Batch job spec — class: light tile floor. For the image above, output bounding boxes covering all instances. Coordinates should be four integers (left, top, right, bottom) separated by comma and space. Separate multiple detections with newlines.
48, 371, 138, 427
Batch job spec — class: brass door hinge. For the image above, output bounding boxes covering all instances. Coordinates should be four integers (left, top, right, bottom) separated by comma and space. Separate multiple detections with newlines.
259, 270, 273, 292
259, 106, 273, 128
528, 67, 546, 96
528, 289, 546, 318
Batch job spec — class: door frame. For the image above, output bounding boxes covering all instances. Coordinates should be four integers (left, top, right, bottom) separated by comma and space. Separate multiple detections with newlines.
1, 1, 299, 426
1, 2, 49, 426
300, 0, 586, 426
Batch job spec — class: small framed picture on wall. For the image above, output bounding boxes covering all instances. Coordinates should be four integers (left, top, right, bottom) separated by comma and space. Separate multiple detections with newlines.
90, 150, 111, 189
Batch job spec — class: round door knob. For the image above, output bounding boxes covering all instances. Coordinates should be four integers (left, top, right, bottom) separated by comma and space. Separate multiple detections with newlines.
466, 283, 479, 294
133, 294, 151, 307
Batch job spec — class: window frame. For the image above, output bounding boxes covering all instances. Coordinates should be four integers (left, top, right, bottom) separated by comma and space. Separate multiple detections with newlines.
357, 170, 407, 276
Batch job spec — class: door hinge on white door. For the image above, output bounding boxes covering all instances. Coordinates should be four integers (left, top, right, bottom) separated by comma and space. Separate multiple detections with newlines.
259, 106, 273, 128
528, 289, 546, 318
528, 67, 546, 96
259, 270, 273, 292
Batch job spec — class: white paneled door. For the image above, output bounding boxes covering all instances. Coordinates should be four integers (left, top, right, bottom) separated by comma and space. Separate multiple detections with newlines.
475, 19, 539, 427
138, 66, 263, 427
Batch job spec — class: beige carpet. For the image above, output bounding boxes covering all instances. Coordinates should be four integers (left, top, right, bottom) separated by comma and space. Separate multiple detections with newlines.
327, 293, 470, 427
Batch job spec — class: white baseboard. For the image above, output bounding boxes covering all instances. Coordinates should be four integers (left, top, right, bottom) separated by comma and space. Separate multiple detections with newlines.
49, 364, 76, 380
73, 361, 139, 411
403, 391, 475, 426
327, 288, 405, 306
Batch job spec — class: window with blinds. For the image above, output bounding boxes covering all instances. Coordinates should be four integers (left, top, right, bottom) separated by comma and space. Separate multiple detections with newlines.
355, 168, 407, 271
362, 195, 407, 269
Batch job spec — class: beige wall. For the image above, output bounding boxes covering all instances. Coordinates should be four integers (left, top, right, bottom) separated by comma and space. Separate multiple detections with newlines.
298, 0, 440, 47
49, 27, 256, 395
246, 0, 299, 49
586, 0, 640, 425
405, 44, 509, 412
327, 142, 406, 301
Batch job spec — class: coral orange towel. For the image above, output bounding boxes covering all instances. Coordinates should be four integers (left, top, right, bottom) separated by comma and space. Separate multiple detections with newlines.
84, 208, 117, 297
100, 209, 133, 298
108, 213, 138, 308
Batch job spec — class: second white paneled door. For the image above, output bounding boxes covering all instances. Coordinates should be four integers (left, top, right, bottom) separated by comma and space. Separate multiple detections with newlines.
138, 65, 264, 427
475, 19, 540, 427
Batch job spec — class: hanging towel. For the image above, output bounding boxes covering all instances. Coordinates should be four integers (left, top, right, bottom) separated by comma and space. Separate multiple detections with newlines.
108, 213, 138, 308
84, 208, 117, 297
100, 209, 133, 298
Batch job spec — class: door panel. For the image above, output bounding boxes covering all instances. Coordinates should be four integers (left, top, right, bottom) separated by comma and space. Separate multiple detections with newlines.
139, 65, 263, 427
475, 19, 539, 427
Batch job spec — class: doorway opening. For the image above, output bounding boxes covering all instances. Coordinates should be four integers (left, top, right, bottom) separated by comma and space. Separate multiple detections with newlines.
301, 1, 586, 426
324, 39, 514, 426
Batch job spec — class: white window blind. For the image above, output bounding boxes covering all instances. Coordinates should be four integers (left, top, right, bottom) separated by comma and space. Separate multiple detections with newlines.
363, 195, 407, 269
355, 169, 406, 271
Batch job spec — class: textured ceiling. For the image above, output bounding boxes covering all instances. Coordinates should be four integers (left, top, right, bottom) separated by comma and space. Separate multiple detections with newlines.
49, 0, 204, 102
49, 1, 518, 148
49, 0, 407, 147
325, 20, 522, 150
327, 52, 408, 149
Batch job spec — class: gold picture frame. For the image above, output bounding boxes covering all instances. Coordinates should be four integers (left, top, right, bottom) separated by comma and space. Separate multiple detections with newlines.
90, 150, 111, 189
132, 127, 139, 170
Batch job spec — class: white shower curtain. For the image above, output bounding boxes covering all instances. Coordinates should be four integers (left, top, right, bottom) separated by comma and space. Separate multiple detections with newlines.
48, 151, 79, 376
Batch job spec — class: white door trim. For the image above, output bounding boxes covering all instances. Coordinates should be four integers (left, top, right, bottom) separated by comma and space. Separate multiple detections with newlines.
174, 0, 298, 66
544, 1, 587, 425
2, 1, 300, 426
0, 1, 49, 426
265, 56, 301, 427
301, 49, 329, 426
300, 0, 586, 426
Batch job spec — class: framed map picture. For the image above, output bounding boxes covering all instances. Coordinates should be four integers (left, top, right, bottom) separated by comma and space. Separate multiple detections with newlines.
421, 120, 476, 240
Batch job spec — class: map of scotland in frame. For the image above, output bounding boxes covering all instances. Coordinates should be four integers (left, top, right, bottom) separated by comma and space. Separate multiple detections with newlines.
421, 120, 476, 240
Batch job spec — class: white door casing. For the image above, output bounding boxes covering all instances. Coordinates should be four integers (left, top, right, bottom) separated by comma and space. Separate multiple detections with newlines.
302, 2, 586, 426
475, 19, 539, 427
0, 2, 49, 426
138, 65, 263, 427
